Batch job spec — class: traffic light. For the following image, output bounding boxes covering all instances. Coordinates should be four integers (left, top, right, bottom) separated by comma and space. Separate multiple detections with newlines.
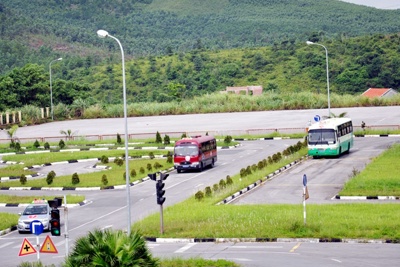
148, 173, 157, 181
156, 180, 166, 205
160, 173, 169, 181
50, 208, 61, 236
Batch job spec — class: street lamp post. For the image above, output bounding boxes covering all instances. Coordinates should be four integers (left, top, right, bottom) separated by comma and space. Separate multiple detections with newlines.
97, 29, 131, 235
49, 58, 62, 120
306, 41, 330, 118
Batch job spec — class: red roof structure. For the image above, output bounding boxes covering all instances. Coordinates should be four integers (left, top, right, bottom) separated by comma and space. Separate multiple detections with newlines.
361, 88, 398, 98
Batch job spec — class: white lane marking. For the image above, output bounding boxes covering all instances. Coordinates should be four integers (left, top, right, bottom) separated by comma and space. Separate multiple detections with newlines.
232, 245, 283, 249
0, 242, 13, 249
101, 225, 113, 230
331, 258, 342, 263
174, 243, 196, 253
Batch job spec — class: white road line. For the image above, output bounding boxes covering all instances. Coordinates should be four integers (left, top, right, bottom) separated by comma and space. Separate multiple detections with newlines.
0, 242, 13, 249
174, 243, 196, 253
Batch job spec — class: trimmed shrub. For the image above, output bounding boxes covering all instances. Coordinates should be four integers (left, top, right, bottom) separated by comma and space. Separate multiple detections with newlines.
146, 163, 152, 171
268, 156, 273, 164
226, 175, 233, 185
257, 161, 264, 170
205, 186, 212, 197
149, 152, 155, 159
167, 155, 172, 164
44, 142, 50, 150
33, 140, 40, 148
213, 183, 219, 192
251, 164, 257, 172
15, 142, 21, 151
224, 135, 233, 144
240, 168, 246, 178
101, 174, 108, 185
71, 173, 80, 184
153, 162, 162, 169
219, 179, 226, 189
114, 158, 123, 166
155, 131, 162, 143
130, 169, 137, 177
46, 171, 56, 185
116, 133, 122, 144
195, 190, 204, 201
20, 174, 27, 185
139, 167, 145, 174
245, 166, 252, 175
101, 155, 109, 164
163, 134, 170, 145
59, 139, 66, 149
123, 172, 129, 180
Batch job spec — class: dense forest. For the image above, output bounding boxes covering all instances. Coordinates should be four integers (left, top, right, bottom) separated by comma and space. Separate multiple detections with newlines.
1, 0, 400, 73
1, 0, 400, 111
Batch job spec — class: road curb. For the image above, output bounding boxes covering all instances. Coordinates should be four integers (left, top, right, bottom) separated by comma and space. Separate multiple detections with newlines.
144, 237, 400, 244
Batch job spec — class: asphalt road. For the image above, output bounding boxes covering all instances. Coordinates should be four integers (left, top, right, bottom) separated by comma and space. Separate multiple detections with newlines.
0, 107, 399, 267
231, 137, 400, 204
1, 106, 399, 141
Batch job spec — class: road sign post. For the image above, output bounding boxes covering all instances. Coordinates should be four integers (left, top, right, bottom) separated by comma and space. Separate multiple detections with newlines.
302, 174, 308, 225
30, 220, 44, 260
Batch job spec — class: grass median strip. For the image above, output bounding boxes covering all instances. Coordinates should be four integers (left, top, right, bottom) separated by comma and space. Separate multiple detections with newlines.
1, 159, 173, 188
340, 144, 400, 196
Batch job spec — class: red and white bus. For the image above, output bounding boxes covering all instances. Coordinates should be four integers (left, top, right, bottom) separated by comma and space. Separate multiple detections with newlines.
174, 136, 217, 173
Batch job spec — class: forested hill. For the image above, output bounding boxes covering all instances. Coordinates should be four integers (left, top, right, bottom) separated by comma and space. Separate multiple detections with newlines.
1, 0, 400, 75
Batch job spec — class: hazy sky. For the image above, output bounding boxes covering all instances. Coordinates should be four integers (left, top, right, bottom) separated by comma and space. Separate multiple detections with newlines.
339, 0, 400, 9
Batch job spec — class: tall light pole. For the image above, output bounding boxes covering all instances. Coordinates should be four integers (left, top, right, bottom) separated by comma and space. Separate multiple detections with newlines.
97, 29, 131, 235
306, 41, 330, 118
49, 58, 62, 120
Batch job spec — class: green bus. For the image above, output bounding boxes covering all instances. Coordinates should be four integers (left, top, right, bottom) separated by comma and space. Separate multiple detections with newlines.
307, 118, 354, 157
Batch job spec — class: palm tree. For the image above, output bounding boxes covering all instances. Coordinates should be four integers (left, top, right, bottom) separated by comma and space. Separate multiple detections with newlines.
6, 125, 19, 148
330, 112, 347, 118
60, 129, 77, 140
64, 229, 159, 267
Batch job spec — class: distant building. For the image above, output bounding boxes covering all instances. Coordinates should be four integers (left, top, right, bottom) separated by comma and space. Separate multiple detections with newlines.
223, 86, 263, 95
361, 88, 398, 98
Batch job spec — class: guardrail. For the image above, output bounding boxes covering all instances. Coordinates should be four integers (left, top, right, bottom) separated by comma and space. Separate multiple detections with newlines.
0, 125, 398, 144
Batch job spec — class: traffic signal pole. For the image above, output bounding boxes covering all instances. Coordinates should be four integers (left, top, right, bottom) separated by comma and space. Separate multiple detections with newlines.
64, 195, 69, 257
148, 172, 169, 234
159, 203, 164, 234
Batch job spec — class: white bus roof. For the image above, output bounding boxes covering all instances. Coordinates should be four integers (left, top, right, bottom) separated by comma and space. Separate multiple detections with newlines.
308, 118, 352, 130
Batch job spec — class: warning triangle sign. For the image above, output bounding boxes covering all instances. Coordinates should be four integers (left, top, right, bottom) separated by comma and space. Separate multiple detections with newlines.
40, 235, 58, 254
19, 238, 37, 256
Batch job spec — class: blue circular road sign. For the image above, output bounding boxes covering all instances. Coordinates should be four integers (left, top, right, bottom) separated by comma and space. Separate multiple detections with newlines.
30, 220, 44, 236
302, 174, 308, 187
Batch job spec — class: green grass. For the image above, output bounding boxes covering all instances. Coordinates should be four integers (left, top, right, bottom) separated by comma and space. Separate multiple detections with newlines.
1, 149, 170, 167
134, 202, 400, 240
340, 144, 400, 196
2, 137, 400, 241
159, 257, 239, 267
132, 143, 400, 240
1, 159, 173, 188
0, 194, 85, 231
0, 213, 19, 233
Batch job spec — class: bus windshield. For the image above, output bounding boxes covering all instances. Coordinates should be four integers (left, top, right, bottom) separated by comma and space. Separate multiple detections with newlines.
308, 129, 336, 144
174, 145, 199, 156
